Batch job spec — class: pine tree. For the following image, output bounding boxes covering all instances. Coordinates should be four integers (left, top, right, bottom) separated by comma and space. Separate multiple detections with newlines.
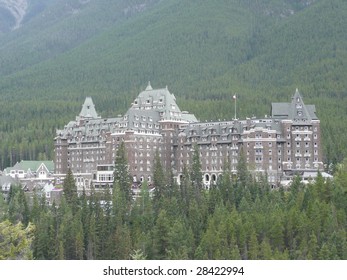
113, 142, 132, 203
318, 243, 331, 260
62, 169, 78, 210
308, 232, 318, 259
8, 186, 29, 225
236, 147, 250, 187
0, 192, 7, 221
218, 160, 234, 208
153, 150, 167, 212
259, 238, 273, 260
190, 144, 203, 196
178, 165, 192, 217
167, 219, 194, 259
0, 220, 35, 260
30, 190, 41, 223
113, 223, 132, 259
152, 210, 171, 260
248, 229, 259, 260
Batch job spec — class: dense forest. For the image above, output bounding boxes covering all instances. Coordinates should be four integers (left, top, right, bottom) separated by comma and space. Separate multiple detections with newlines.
0, 0, 346, 169
1, 144, 346, 260
0, 1, 346, 260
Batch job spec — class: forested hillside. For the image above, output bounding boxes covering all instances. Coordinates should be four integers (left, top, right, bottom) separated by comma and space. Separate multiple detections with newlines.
0, 0, 346, 169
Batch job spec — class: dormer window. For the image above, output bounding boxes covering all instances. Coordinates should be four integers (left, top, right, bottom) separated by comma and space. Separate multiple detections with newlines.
159, 98, 163, 103
146, 99, 150, 104
134, 100, 138, 105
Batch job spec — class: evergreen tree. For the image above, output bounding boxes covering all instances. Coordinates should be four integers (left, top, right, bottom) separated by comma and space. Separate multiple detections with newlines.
167, 219, 194, 259
87, 214, 97, 260
0, 192, 7, 221
112, 181, 129, 227
218, 160, 234, 208
190, 144, 203, 197
259, 238, 273, 260
153, 150, 167, 212
113, 142, 132, 203
152, 210, 171, 260
30, 190, 41, 223
248, 229, 259, 260
178, 165, 192, 217
62, 169, 78, 210
130, 249, 147, 260
307, 232, 318, 259
32, 212, 51, 259
0, 220, 35, 260
8, 186, 29, 226
319, 243, 331, 260
236, 147, 250, 187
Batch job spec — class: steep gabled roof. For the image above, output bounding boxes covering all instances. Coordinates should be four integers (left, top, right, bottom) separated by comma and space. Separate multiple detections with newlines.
127, 82, 197, 123
5, 161, 54, 173
78, 97, 100, 120
271, 89, 318, 121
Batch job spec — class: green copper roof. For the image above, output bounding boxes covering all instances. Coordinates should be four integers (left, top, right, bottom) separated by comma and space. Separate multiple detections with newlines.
5, 160, 54, 173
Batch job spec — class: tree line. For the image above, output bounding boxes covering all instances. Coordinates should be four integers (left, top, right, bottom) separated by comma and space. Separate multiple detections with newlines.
0, 143, 346, 260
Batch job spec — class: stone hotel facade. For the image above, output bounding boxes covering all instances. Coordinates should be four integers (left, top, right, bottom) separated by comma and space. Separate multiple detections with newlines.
54, 83, 323, 190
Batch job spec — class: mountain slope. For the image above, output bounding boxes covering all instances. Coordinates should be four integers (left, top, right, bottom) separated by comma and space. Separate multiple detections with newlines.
0, 0, 28, 33
0, 0, 160, 76
0, 0, 346, 168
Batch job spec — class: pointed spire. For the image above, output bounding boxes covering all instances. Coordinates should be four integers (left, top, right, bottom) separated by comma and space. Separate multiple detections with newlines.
291, 88, 311, 120
78, 97, 99, 119
293, 88, 302, 103
145, 81, 153, 91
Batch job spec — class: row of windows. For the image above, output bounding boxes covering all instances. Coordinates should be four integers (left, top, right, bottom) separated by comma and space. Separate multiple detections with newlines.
288, 126, 318, 132
98, 174, 113, 182
133, 166, 152, 172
